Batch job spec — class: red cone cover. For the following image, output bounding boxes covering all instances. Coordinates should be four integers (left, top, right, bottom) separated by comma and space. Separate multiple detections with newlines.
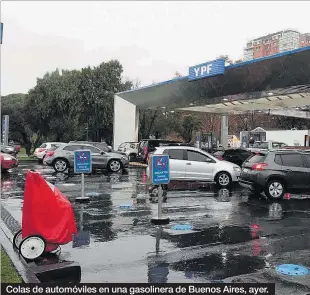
22, 171, 77, 244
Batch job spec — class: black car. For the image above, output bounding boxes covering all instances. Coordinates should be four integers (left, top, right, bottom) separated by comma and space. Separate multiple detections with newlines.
213, 148, 254, 167
239, 149, 310, 199
137, 139, 182, 163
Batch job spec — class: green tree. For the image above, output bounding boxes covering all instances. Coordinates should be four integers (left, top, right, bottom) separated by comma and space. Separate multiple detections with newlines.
24, 60, 132, 145
1, 93, 34, 155
168, 113, 201, 142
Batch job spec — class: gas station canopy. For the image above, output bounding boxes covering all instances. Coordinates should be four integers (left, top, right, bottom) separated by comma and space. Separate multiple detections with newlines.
117, 46, 310, 114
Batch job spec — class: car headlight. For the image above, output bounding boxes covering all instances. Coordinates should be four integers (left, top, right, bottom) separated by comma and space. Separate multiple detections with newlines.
121, 156, 128, 161
233, 167, 241, 172
3, 156, 12, 161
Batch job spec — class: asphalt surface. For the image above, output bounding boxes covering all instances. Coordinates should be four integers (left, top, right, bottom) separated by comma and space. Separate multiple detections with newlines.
1, 162, 310, 294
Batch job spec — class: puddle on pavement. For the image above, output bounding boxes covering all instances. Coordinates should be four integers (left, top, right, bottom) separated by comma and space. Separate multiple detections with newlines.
2, 163, 310, 283
167, 253, 266, 281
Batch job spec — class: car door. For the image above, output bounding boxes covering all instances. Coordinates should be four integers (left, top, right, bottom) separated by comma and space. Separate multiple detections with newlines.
62, 145, 83, 165
280, 153, 309, 192
163, 149, 186, 180
185, 149, 216, 181
83, 145, 104, 168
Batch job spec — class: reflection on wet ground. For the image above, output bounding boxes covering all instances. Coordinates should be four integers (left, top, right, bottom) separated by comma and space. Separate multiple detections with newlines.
2, 163, 310, 285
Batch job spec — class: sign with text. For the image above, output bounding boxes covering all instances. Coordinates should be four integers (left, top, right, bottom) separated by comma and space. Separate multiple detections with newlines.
74, 150, 92, 174
188, 59, 225, 81
0, 23, 3, 44
0, 283, 276, 295
2, 115, 9, 145
150, 155, 170, 185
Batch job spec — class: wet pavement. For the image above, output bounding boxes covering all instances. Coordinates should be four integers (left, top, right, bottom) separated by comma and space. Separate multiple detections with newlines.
1, 162, 310, 293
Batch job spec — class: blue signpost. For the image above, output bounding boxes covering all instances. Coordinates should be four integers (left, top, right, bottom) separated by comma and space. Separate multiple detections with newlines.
188, 59, 225, 81
74, 150, 92, 174
151, 155, 170, 185
74, 150, 92, 202
0, 23, 3, 44
150, 155, 170, 225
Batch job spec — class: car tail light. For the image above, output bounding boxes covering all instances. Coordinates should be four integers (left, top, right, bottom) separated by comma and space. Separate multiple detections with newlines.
218, 156, 223, 160
46, 151, 54, 157
251, 163, 268, 171
143, 146, 148, 155
38, 148, 46, 152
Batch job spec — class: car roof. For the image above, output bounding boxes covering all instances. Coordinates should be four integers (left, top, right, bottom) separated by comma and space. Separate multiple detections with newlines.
123, 142, 138, 144
155, 145, 200, 151
141, 139, 180, 142
270, 149, 308, 153
65, 143, 98, 148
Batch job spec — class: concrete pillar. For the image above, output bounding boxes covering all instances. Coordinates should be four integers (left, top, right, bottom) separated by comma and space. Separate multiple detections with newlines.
113, 95, 139, 150
220, 114, 228, 149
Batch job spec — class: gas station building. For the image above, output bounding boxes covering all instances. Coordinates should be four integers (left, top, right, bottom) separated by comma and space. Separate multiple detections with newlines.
113, 46, 310, 150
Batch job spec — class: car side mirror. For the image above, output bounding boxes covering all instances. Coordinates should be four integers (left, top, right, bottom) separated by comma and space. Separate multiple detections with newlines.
100, 151, 105, 155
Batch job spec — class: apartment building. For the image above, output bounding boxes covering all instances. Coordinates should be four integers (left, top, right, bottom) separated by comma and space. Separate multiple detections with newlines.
300, 33, 310, 48
243, 30, 309, 61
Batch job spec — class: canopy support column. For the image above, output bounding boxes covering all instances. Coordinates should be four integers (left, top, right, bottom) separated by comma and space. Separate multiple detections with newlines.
220, 114, 228, 149
113, 95, 139, 150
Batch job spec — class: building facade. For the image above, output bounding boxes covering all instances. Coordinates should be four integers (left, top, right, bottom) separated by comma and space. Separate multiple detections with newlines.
243, 30, 310, 61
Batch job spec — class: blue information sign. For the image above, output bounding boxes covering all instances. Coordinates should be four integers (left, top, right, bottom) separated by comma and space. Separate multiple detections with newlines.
151, 155, 170, 185
74, 150, 92, 174
188, 59, 225, 81
0, 23, 3, 44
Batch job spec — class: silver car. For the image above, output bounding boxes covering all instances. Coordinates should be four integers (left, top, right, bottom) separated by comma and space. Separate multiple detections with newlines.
117, 142, 139, 162
148, 146, 241, 187
44, 143, 129, 173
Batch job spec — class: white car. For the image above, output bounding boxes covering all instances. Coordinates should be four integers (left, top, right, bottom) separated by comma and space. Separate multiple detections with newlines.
148, 146, 241, 187
117, 142, 139, 162
34, 142, 66, 162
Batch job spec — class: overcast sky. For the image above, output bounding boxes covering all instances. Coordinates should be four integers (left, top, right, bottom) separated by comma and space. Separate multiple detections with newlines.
1, 1, 309, 95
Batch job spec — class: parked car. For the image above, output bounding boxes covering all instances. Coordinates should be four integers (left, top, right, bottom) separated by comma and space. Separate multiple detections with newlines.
118, 142, 139, 162
44, 143, 129, 173
137, 139, 182, 163
147, 146, 241, 187
69, 141, 113, 153
1, 152, 19, 172
240, 149, 310, 199
248, 140, 287, 152
8, 141, 21, 153
213, 148, 254, 167
1, 145, 17, 156
34, 142, 66, 163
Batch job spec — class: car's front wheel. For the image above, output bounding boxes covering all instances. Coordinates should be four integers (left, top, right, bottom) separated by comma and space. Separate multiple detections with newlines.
53, 158, 69, 172
108, 160, 122, 173
265, 179, 285, 200
215, 172, 232, 187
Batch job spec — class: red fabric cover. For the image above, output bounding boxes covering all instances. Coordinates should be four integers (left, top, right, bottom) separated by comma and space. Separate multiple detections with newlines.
22, 171, 77, 245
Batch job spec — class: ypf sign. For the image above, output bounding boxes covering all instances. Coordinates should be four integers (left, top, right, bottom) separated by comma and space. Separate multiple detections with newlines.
188, 59, 225, 81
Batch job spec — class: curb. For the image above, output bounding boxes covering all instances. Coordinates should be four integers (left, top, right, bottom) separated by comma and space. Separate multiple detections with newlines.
129, 162, 148, 168
0, 221, 40, 283
0, 204, 81, 283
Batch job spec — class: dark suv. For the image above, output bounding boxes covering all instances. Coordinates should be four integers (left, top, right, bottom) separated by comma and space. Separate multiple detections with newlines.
137, 139, 182, 163
213, 148, 253, 167
240, 150, 310, 199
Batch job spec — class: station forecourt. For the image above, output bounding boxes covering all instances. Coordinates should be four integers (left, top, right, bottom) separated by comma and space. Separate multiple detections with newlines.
113, 46, 310, 150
